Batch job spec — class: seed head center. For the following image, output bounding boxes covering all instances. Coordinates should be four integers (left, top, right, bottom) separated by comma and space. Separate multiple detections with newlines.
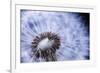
37, 38, 54, 50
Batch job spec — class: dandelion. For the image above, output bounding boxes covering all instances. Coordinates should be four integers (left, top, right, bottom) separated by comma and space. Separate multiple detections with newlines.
20, 10, 90, 63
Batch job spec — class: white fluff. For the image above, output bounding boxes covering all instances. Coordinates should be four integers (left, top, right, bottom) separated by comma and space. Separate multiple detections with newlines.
21, 10, 89, 62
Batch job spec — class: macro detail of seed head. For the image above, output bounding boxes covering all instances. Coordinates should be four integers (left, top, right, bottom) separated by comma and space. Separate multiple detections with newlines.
31, 32, 60, 61
20, 10, 90, 63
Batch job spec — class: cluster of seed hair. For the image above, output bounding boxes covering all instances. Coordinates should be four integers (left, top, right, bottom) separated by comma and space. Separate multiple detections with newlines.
31, 32, 60, 61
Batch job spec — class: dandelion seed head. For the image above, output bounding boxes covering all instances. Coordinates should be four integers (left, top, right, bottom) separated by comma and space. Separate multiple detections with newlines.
21, 10, 90, 62
31, 32, 60, 61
